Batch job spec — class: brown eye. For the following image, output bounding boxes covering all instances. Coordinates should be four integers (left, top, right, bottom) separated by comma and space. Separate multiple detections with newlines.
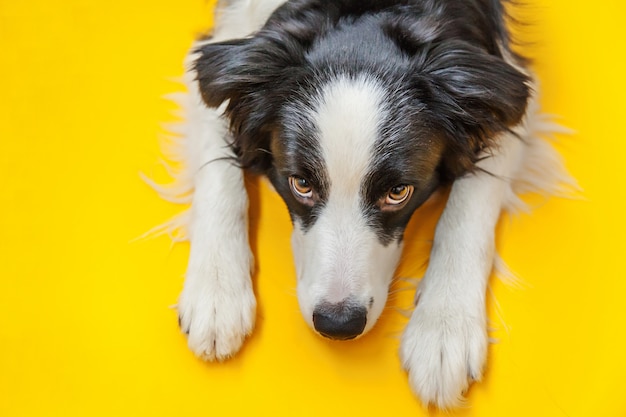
289, 176, 313, 199
385, 185, 413, 206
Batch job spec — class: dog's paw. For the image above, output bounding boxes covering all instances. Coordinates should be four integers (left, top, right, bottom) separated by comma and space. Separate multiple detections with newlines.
399, 305, 487, 409
177, 265, 256, 361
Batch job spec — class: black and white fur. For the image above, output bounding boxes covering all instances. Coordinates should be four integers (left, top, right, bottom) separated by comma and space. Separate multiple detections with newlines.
150, 0, 571, 409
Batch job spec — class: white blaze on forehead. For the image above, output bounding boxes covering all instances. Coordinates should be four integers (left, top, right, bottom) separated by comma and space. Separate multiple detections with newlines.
313, 75, 387, 194
291, 74, 400, 329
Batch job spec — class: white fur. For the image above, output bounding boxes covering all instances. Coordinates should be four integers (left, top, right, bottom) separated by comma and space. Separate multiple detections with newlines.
211, 0, 288, 43
147, 0, 574, 408
398, 91, 573, 408
175, 74, 256, 360
400, 124, 523, 408
292, 75, 403, 334
167, 0, 289, 361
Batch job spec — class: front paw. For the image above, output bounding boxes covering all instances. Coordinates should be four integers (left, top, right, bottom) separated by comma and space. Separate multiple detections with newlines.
177, 265, 256, 361
399, 305, 487, 409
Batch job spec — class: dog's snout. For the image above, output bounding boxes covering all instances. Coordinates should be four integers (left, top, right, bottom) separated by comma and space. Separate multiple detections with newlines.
312, 302, 367, 340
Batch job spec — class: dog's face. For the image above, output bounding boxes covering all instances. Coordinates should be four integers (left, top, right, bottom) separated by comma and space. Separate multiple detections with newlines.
194, 6, 529, 339
268, 74, 445, 338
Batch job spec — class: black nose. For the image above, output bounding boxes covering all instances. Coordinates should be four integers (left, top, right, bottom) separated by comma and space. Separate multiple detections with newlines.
312, 302, 367, 340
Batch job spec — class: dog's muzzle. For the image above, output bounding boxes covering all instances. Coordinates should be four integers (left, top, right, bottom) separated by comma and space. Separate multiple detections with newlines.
312, 301, 367, 340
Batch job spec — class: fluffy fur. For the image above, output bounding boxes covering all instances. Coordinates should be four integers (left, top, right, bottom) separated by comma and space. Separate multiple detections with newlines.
149, 0, 573, 409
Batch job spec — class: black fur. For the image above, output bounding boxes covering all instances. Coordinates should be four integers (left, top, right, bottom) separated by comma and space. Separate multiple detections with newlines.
194, 0, 530, 241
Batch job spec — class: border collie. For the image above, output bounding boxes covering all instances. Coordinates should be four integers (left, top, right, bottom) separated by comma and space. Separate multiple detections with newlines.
150, 0, 571, 408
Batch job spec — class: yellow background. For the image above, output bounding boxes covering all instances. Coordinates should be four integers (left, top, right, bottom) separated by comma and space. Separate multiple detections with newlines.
1, 1, 624, 416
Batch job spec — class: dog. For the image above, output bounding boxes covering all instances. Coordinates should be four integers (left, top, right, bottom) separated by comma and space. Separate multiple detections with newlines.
151, 0, 571, 408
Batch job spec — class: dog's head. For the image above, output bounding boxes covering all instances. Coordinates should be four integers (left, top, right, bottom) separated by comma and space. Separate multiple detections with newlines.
193, 3, 530, 340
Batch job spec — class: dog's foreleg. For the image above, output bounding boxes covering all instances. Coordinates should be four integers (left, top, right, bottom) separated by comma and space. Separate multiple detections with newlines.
400, 131, 524, 408
177, 83, 256, 361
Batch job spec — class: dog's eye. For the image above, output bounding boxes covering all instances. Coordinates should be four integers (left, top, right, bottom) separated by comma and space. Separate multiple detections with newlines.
384, 185, 413, 207
289, 176, 313, 199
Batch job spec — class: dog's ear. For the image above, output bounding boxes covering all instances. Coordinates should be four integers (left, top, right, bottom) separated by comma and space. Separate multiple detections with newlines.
194, 36, 304, 107
193, 35, 306, 172
411, 40, 531, 176
418, 41, 530, 134
193, 38, 255, 108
